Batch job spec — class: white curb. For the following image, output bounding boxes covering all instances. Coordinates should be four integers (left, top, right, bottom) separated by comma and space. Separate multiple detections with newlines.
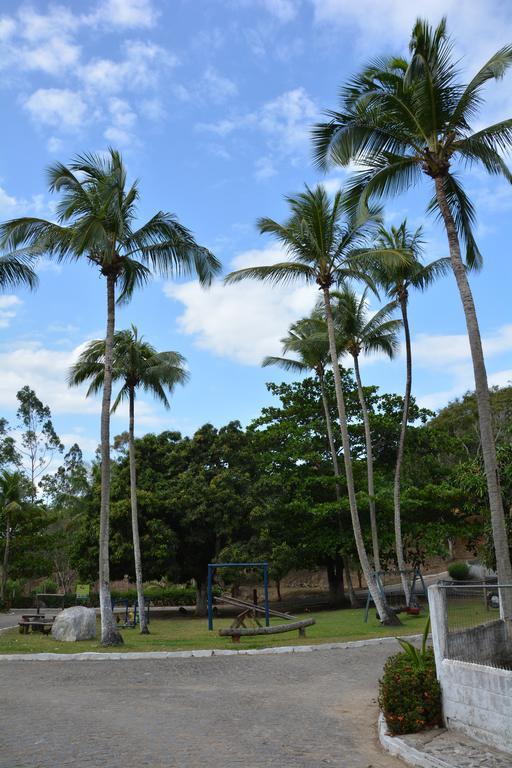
0, 633, 422, 662
378, 713, 448, 768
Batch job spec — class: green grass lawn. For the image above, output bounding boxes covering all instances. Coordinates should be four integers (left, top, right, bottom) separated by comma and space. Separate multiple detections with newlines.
0, 608, 429, 654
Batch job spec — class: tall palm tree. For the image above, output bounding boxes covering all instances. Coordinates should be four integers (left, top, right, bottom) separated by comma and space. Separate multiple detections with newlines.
0, 470, 24, 603
227, 184, 403, 624
330, 285, 402, 573
69, 326, 189, 634
0, 150, 220, 643
263, 314, 343, 501
313, 18, 512, 609
0, 253, 37, 292
374, 223, 449, 599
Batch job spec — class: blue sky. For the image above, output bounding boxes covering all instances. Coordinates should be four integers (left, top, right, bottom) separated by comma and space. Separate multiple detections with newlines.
1, 0, 512, 459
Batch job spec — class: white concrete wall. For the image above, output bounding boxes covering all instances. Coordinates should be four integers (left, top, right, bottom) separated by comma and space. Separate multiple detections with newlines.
441, 658, 512, 753
428, 585, 512, 754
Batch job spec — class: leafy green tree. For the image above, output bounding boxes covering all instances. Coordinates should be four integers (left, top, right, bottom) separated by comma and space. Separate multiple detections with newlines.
0, 419, 21, 469
227, 184, 403, 624
0, 471, 25, 602
69, 327, 188, 633
263, 313, 344, 502
16, 386, 63, 500
40, 444, 90, 594
313, 18, 512, 605
330, 286, 401, 572
0, 149, 220, 644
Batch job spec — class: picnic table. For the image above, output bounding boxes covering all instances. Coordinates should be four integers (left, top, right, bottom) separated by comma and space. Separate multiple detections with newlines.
18, 614, 55, 635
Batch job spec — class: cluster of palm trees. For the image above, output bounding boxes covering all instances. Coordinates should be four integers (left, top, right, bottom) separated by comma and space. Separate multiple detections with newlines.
228, 18, 512, 620
1, 17, 511, 636
0, 151, 220, 644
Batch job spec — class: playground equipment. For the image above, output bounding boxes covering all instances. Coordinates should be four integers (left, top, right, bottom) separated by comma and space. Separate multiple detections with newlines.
364, 567, 427, 623
207, 562, 315, 642
207, 562, 270, 631
112, 598, 150, 629
216, 593, 315, 643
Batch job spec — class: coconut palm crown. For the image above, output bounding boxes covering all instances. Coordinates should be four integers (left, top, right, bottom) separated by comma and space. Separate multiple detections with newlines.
68, 326, 189, 412
312, 17, 512, 270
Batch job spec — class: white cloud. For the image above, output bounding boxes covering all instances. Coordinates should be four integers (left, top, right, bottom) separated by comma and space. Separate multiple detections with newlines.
0, 16, 15, 41
104, 97, 137, 146
21, 36, 80, 75
258, 87, 318, 152
202, 67, 238, 103
0, 340, 165, 434
164, 247, 318, 365
87, 0, 158, 29
24, 88, 87, 129
197, 87, 318, 169
47, 136, 64, 154
254, 156, 277, 180
79, 41, 176, 94
412, 325, 512, 409
0, 296, 22, 328
0, 185, 48, 219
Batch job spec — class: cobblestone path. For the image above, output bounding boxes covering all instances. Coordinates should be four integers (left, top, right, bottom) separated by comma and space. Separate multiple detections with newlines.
0, 643, 403, 767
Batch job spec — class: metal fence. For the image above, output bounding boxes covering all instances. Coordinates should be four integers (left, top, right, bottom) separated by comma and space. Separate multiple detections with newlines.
439, 582, 512, 669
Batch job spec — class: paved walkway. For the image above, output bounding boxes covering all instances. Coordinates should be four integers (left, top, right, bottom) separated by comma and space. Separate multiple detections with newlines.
0, 643, 403, 768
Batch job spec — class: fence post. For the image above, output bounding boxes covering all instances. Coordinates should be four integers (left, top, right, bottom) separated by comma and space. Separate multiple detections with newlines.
428, 584, 448, 671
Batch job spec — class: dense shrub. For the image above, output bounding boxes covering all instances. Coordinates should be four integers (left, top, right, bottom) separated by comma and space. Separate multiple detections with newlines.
379, 649, 442, 735
8, 584, 217, 609
448, 561, 470, 580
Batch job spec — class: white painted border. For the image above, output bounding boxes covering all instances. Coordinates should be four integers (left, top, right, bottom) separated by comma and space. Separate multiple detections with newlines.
0, 633, 423, 662
378, 713, 448, 768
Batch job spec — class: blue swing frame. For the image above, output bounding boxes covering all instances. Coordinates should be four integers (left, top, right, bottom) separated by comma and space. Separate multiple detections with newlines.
207, 562, 270, 631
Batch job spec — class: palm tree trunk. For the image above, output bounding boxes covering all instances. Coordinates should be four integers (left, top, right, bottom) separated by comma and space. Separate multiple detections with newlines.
1, 516, 9, 603
128, 387, 149, 634
322, 286, 399, 624
352, 354, 381, 573
319, 375, 342, 502
394, 297, 412, 604
435, 176, 512, 616
99, 275, 123, 645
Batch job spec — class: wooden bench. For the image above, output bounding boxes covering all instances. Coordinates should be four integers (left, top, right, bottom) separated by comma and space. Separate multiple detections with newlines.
219, 618, 316, 643
18, 618, 54, 635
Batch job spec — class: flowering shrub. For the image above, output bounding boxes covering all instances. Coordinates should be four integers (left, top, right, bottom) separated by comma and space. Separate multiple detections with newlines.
379, 648, 442, 734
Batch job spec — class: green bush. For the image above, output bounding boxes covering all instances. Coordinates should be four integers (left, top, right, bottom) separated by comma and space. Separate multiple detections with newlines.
379, 648, 442, 735
448, 562, 470, 580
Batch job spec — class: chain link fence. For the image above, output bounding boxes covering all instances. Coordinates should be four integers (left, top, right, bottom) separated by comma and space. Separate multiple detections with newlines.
439, 582, 512, 669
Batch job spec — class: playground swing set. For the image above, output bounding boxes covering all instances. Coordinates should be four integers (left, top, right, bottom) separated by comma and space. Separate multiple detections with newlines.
364, 567, 427, 623
207, 562, 315, 643
112, 598, 151, 629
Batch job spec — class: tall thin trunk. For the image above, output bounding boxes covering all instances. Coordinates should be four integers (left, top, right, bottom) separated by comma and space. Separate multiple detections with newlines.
322, 286, 399, 624
435, 176, 512, 616
352, 354, 380, 572
99, 275, 123, 645
320, 375, 342, 502
129, 387, 149, 634
326, 555, 345, 606
1, 516, 9, 603
394, 296, 412, 604
195, 578, 208, 617
344, 557, 359, 607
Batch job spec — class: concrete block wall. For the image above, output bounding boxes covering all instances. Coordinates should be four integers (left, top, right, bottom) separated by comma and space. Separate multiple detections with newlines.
428, 585, 512, 755
441, 658, 512, 753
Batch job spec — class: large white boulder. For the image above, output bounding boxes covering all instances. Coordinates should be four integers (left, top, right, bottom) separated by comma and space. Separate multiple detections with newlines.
51, 606, 97, 642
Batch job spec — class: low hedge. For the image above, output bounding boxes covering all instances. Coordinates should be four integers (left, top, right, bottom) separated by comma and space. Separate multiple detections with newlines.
447, 561, 470, 580
8, 585, 216, 609
379, 648, 442, 735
